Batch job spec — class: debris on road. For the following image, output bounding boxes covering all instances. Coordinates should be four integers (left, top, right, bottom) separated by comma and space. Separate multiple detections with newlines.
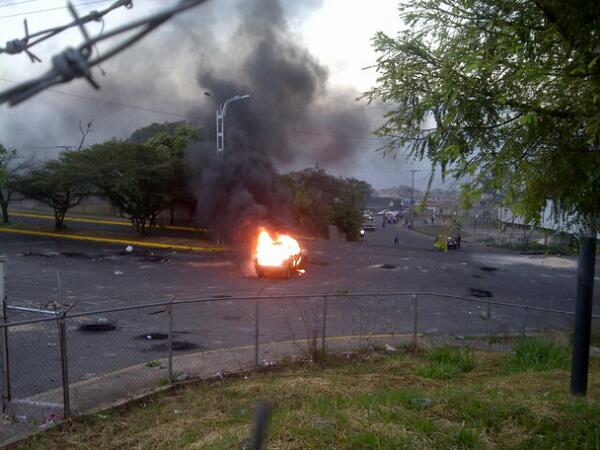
469, 288, 493, 298
175, 373, 189, 382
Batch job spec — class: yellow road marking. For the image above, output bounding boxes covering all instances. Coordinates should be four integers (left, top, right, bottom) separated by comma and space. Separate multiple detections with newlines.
10, 211, 205, 232
0, 227, 227, 252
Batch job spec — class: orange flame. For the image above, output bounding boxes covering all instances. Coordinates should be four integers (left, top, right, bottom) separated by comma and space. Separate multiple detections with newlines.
255, 228, 301, 267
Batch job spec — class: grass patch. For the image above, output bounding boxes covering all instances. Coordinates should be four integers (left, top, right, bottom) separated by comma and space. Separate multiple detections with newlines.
11, 345, 600, 450
590, 326, 600, 348
416, 345, 475, 379
156, 376, 169, 387
506, 337, 570, 373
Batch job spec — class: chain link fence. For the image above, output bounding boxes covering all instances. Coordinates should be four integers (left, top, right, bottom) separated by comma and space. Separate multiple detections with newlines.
1, 290, 599, 443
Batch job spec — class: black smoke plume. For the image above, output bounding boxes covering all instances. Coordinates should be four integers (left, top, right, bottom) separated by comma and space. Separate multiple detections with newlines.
190, 0, 370, 241
1, 0, 374, 243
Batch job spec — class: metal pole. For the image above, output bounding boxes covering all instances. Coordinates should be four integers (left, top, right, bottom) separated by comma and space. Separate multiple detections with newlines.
521, 304, 529, 337
57, 316, 70, 419
216, 108, 224, 154
167, 301, 174, 384
571, 218, 597, 396
487, 301, 492, 348
463, 299, 471, 339
412, 294, 418, 347
254, 300, 260, 367
410, 171, 415, 226
321, 296, 328, 354
57, 271, 63, 306
0, 257, 10, 411
405, 169, 422, 226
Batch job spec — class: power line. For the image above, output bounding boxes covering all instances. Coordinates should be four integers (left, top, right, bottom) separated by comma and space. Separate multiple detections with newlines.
0, 77, 213, 121
0, 1, 46, 9
0, 1, 109, 19
0, 77, 394, 143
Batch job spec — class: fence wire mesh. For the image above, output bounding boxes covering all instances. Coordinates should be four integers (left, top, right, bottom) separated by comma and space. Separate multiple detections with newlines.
5, 317, 62, 423
0, 291, 598, 441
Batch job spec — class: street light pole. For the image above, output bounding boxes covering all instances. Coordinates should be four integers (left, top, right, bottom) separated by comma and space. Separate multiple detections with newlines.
204, 92, 250, 155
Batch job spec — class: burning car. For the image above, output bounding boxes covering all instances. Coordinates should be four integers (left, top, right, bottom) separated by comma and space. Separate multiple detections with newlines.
254, 229, 307, 279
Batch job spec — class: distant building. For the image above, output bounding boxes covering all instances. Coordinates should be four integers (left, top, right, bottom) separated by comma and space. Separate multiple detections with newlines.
498, 200, 599, 238
424, 197, 457, 216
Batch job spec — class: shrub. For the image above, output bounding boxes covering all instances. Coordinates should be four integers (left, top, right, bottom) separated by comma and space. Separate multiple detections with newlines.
507, 338, 569, 372
416, 346, 475, 379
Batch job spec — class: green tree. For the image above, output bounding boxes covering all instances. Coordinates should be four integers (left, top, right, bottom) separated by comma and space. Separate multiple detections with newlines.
283, 168, 372, 240
132, 122, 201, 224
365, 0, 599, 394
14, 152, 91, 230
129, 121, 196, 145
83, 140, 174, 236
365, 0, 600, 222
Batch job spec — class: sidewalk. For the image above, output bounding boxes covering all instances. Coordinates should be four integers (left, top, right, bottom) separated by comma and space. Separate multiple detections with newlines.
1, 333, 415, 446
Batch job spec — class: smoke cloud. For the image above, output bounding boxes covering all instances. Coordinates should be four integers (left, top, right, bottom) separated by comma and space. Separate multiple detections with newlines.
2, 0, 376, 241
188, 0, 371, 241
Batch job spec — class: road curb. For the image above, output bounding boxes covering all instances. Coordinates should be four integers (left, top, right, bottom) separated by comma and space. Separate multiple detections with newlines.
10, 211, 206, 233
0, 227, 227, 252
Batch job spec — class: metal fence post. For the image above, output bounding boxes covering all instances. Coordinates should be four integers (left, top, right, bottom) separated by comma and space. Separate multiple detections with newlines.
57, 271, 63, 307
521, 305, 529, 337
321, 296, 328, 354
167, 300, 174, 385
57, 315, 70, 419
463, 299, 471, 339
412, 294, 418, 347
487, 301, 493, 348
254, 300, 260, 367
0, 257, 10, 412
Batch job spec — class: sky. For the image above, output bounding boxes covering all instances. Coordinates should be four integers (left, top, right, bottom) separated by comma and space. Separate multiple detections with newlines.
0, 0, 440, 190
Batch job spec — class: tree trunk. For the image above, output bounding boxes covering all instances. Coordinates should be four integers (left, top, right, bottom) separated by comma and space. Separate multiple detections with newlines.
54, 209, 66, 230
570, 218, 597, 396
133, 217, 146, 236
0, 192, 9, 224
169, 205, 175, 225
0, 202, 8, 224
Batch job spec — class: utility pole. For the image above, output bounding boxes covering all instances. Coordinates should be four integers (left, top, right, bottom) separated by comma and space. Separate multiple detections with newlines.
405, 169, 422, 227
571, 216, 597, 396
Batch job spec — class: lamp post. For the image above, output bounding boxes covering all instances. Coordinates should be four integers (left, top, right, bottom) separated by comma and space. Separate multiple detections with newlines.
204, 92, 250, 155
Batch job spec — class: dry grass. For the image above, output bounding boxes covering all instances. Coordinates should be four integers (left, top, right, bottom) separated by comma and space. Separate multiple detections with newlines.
11, 342, 600, 450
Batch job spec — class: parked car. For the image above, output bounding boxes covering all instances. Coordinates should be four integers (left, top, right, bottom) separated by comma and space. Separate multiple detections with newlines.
362, 220, 375, 231
446, 236, 458, 249
434, 235, 459, 251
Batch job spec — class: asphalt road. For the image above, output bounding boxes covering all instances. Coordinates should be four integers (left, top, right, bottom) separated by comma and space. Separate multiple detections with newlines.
1, 222, 599, 405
